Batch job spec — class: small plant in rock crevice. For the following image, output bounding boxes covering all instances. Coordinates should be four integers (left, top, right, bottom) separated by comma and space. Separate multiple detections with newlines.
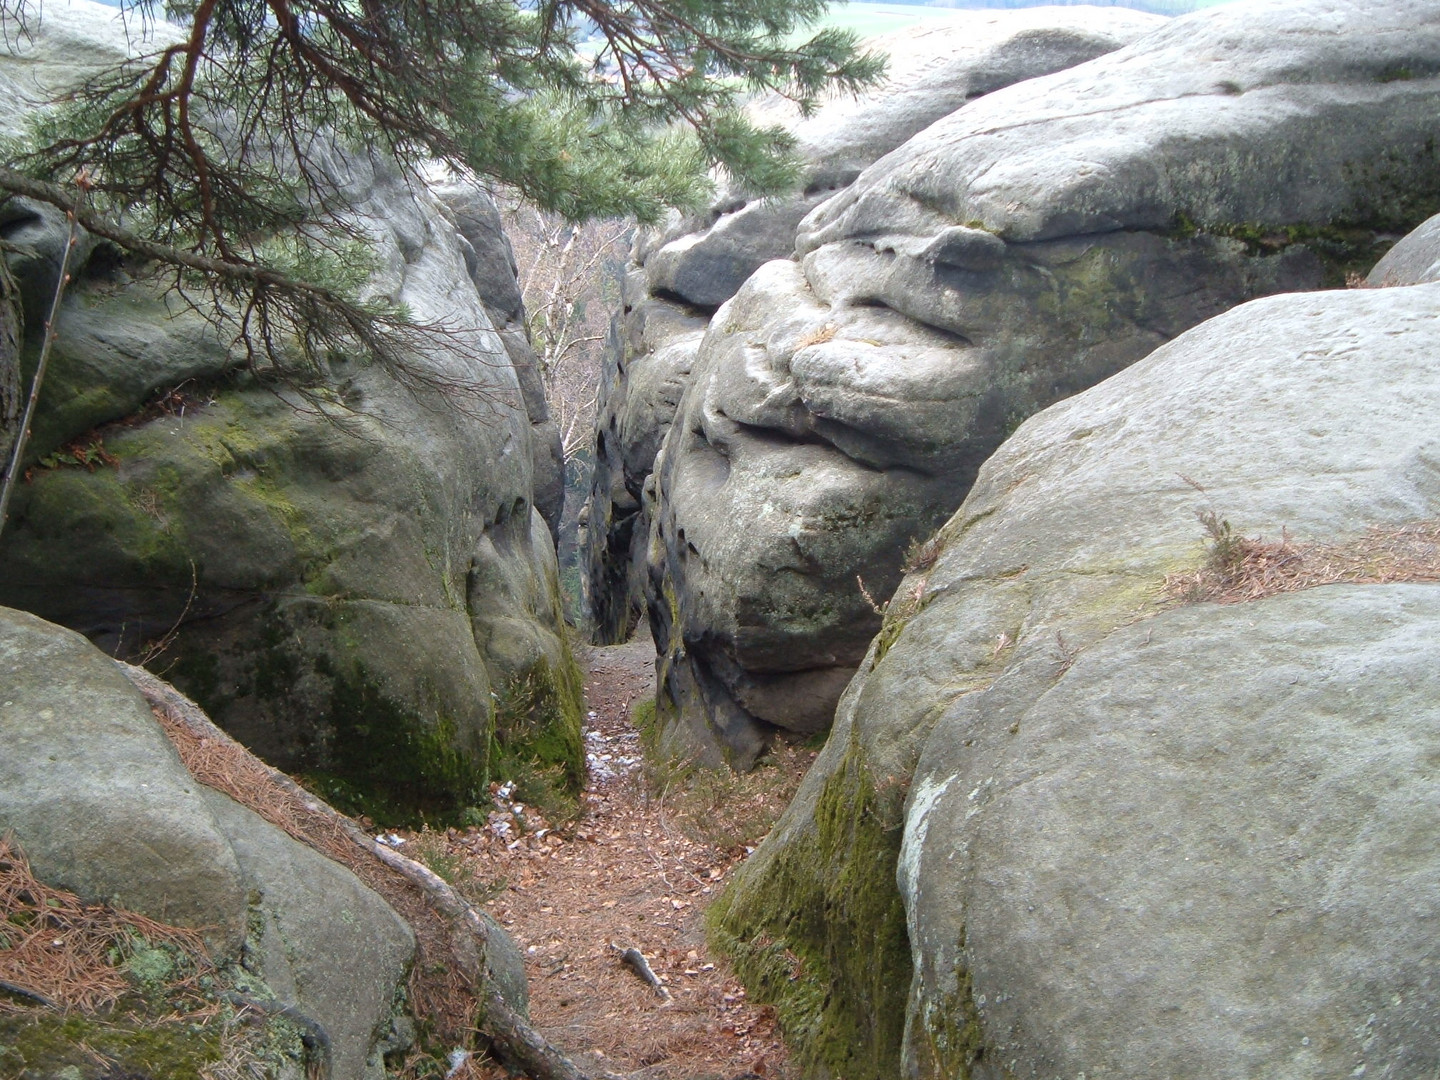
1167, 479, 1440, 604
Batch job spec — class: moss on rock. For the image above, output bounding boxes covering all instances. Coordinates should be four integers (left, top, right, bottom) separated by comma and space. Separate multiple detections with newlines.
706, 739, 911, 1079
0, 1013, 226, 1080
303, 657, 490, 827
490, 649, 587, 819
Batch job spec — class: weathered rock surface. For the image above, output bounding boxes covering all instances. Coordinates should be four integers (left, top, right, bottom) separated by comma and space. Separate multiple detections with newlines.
0, 605, 417, 1077
581, 7, 1160, 645
0, 2, 582, 820
581, 272, 709, 643
643, 7, 1165, 310
649, 0, 1440, 768
1369, 210, 1440, 285
436, 177, 566, 536
712, 279, 1440, 1077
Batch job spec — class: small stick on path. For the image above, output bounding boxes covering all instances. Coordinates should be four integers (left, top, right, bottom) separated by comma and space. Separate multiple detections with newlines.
612, 944, 670, 1001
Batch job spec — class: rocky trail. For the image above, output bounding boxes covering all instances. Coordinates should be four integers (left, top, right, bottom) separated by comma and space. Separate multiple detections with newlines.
400, 634, 815, 1080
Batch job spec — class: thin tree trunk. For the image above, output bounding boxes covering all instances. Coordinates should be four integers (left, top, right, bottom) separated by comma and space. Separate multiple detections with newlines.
0, 259, 21, 472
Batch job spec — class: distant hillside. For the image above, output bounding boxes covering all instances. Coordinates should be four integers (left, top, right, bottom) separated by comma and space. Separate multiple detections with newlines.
821, 0, 1242, 36
855, 0, 1240, 14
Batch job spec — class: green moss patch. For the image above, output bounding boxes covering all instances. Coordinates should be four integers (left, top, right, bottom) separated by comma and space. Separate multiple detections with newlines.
304, 658, 489, 828
490, 651, 587, 822
0, 1012, 223, 1079
706, 740, 911, 1079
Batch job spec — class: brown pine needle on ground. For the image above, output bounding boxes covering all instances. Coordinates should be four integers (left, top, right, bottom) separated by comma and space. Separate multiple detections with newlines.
401, 633, 814, 1080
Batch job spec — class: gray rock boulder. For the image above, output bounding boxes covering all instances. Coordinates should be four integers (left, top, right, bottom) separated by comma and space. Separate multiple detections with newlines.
0, 606, 250, 949
0, 5, 582, 820
0, 605, 417, 1077
712, 278, 1440, 1077
643, 8, 1164, 310
202, 789, 415, 1080
648, 0, 1440, 768
581, 7, 1159, 645
1369, 210, 1440, 285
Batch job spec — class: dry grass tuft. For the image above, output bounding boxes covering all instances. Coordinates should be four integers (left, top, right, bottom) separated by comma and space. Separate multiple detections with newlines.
1165, 520, 1440, 604
902, 533, 945, 576
0, 834, 211, 1014
650, 741, 816, 857
792, 322, 837, 350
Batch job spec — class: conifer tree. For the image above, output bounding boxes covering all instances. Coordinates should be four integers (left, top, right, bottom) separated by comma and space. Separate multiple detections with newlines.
0, 0, 882, 380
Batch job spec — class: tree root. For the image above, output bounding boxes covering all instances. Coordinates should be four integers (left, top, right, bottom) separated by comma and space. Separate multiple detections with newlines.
119, 662, 593, 1080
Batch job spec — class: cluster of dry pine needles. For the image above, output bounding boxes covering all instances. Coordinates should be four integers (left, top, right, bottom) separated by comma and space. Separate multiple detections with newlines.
1165, 519, 1440, 604
0, 834, 211, 1015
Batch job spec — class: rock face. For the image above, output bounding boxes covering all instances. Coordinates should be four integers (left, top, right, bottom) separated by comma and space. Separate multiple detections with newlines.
581, 6, 1162, 646
645, 0, 1440, 768
436, 177, 566, 537
711, 278, 1440, 1077
0, 606, 417, 1078
0, 3, 582, 821
581, 274, 710, 644
644, 8, 1167, 311
1369, 210, 1440, 285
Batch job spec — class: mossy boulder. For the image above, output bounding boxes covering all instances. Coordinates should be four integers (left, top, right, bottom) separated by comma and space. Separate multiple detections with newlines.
0, 5, 583, 822
645, 0, 1440, 766
0, 606, 418, 1078
719, 277, 1440, 1077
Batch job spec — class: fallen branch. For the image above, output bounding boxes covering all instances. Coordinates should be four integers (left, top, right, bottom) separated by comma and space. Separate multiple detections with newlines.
0, 978, 57, 1010
119, 662, 593, 1080
611, 944, 670, 1001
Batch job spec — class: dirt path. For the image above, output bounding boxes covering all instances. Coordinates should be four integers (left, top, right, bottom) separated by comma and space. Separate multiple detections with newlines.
415, 634, 814, 1080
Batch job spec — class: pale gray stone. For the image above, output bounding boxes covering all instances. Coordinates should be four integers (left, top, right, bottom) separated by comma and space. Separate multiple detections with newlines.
647, 0, 1440, 765
1369, 211, 1440, 285
724, 278, 1440, 1078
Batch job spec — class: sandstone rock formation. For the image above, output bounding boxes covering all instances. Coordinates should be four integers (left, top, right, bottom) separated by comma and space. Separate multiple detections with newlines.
646, 0, 1440, 768
1369, 209, 1440, 285
0, 606, 417, 1077
582, 6, 1162, 646
644, 7, 1167, 311
0, 1, 581, 821
711, 275, 1440, 1077
435, 177, 566, 536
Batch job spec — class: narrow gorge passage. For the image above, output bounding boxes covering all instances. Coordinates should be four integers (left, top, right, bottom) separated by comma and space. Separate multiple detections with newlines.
403, 633, 815, 1080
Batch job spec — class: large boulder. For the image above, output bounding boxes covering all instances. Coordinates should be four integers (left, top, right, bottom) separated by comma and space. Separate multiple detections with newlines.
0, 3, 583, 821
711, 278, 1440, 1077
1369, 209, 1440, 285
643, 7, 1165, 310
581, 6, 1160, 645
0, 606, 417, 1078
649, 0, 1440, 768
